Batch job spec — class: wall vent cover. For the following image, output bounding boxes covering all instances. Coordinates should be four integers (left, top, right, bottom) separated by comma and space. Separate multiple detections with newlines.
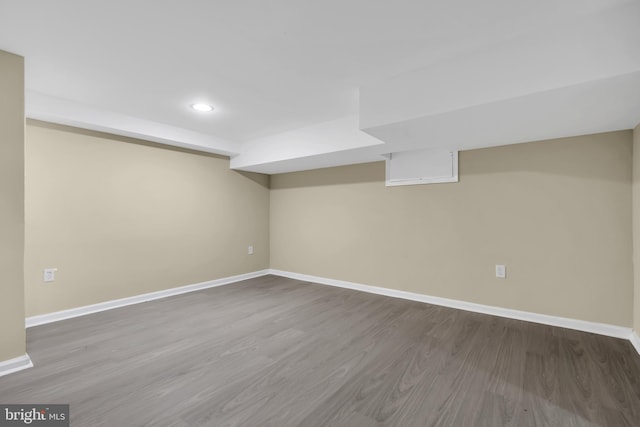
385, 148, 458, 186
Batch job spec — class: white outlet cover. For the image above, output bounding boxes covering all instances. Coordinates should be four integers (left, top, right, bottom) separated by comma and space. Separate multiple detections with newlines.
495, 264, 506, 279
43, 268, 57, 282
248, 245, 254, 255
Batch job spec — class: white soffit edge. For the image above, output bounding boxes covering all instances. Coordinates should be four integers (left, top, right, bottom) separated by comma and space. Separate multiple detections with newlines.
234, 68, 640, 173
232, 144, 386, 175
26, 91, 240, 156
359, 1, 640, 129
234, 1, 640, 174
363, 70, 640, 152
230, 115, 385, 173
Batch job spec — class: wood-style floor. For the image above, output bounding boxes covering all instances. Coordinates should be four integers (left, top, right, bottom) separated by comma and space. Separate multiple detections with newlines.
1, 275, 639, 426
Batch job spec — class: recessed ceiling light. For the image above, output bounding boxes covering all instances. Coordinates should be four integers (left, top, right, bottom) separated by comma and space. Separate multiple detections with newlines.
191, 103, 214, 112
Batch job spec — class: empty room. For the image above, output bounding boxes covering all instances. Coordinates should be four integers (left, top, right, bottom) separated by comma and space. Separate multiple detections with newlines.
1, 1, 640, 426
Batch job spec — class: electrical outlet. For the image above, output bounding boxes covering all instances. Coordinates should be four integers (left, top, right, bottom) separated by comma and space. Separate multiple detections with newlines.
248, 245, 254, 255
495, 264, 506, 279
43, 268, 58, 282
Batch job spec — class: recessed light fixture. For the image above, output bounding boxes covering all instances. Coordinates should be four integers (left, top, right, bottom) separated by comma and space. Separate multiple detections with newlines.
191, 103, 214, 112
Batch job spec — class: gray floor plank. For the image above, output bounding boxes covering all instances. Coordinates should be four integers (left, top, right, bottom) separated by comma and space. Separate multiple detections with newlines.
1, 275, 639, 426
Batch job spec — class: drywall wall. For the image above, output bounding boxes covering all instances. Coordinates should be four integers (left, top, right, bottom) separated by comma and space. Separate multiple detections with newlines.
25, 121, 269, 316
271, 132, 633, 326
634, 123, 640, 334
0, 51, 26, 361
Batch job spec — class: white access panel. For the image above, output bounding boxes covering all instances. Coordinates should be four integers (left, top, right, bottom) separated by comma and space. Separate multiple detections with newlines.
385, 148, 458, 186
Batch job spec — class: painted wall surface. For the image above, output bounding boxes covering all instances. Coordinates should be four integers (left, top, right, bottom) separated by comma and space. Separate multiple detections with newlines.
25, 121, 270, 316
271, 132, 633, 327
0, 51, 26, 361
633, 123, 640, 334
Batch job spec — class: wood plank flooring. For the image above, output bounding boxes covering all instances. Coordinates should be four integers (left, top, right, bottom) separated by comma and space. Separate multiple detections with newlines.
1, 275, 639, 426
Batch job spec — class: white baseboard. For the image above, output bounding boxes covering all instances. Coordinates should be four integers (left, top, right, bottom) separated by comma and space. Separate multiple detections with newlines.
26, 269, 270, 328
269, 269, 639, 352
0, 354, 33, 378
23, 267, 640, 358
631, 331, 640, 355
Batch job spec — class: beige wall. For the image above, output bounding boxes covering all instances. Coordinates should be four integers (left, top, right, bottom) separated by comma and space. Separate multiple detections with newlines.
25, 121, 270, 317
634, 123, 640, 334
0, 51, 26, 361
271, 132, 634, 327
18, 118, 639, 330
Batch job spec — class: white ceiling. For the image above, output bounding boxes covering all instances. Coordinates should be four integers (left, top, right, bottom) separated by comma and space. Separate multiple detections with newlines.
1, 0, 639, 174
